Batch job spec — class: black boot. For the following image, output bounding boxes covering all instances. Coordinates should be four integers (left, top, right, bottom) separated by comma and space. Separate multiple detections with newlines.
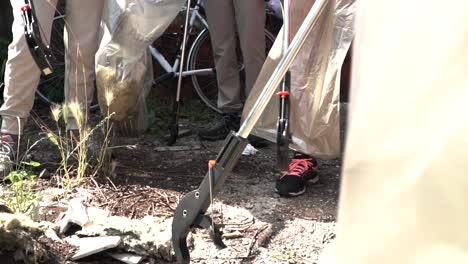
198, 113, 241, 141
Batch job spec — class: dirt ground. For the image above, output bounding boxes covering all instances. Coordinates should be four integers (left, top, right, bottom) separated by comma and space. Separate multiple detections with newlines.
8, 102, 347, 264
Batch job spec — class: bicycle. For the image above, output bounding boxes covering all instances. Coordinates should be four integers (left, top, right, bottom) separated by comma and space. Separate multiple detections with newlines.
150, 0, 276, 113
30, 0, 277, 114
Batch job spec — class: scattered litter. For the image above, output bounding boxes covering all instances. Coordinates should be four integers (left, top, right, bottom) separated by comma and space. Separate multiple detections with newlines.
44, 228, 61, 241
109, 253, 144, 264
57, 199, 174, 261
242, 144, 258, 156
64, 235, 81, 247
154, 145, 201, 152
77, 215, 174, 261
71, 236, 122, 260
58, 198, 89, 234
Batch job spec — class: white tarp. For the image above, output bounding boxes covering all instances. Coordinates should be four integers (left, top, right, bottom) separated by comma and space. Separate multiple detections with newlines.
242, 0, 355, 159
332, 0, 468, 263
96, 0, 184, 134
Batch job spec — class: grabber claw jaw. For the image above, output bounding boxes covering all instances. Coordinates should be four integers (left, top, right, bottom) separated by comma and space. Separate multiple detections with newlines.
171, 132, 248, 263
171, 200, 226, 263
171, 190, 200, 264
276, 71, 292, 172
276, 118, 290, 172
194, 214, 227, 249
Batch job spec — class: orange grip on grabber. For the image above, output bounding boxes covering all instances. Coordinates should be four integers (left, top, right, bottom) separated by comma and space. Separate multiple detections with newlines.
208, 160, 216, 169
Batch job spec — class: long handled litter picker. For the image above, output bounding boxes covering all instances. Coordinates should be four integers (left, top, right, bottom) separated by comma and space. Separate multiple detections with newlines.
168, 0, 192, 146
21, 0, 55, 76
171, 0, 329, 262
277, 0, 292, 172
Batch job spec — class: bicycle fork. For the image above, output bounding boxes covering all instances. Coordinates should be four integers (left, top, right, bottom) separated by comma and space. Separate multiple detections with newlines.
171, 0, 328, 262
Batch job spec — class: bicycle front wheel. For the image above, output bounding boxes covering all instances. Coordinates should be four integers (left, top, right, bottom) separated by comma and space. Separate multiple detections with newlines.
186, 28, 220, 113
187, 28, 276, 114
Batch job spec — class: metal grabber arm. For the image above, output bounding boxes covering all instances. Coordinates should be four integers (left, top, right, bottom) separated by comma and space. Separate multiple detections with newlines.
277, 0, 292, 172
168, 0, 193, 146
172, 0, 328, 262
20, 0, 55, 76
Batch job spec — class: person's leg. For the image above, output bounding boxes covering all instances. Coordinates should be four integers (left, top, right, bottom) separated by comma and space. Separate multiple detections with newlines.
234, 0, 266, 97
199, 0, 241, 140
1, 0, 57, 136
0, 0, 57, 177
204, 0, 242, 113
63, 0, 104, 131
234, 0, 268, 146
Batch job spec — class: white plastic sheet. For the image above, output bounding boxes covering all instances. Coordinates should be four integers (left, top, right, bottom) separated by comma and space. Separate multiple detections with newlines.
242, 0, 355, 159
96, 0, 184, 133
333, 0, 468, 263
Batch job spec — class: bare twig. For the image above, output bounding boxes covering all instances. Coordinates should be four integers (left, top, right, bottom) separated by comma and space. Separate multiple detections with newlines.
106, 177, 118, 191
245, 224, 270, 258
161, 192, 176, 211
90, 177, 107, 202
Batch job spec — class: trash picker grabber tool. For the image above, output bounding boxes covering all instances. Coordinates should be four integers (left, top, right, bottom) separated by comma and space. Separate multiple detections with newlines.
277, 0, 292, 172
168, 0, 192, 146
21, 0, 55, 76
171, 0, 329, 262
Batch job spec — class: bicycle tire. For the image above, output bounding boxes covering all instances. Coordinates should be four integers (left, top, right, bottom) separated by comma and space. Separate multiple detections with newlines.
187, 28, 276, 114
35, 9, 99, 111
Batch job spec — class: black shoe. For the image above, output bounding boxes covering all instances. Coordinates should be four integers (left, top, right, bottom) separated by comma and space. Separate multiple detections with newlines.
0, 135, 17, 180
275, 152, 319, 197
247, 135, 270, 148
198, 113, 240, 141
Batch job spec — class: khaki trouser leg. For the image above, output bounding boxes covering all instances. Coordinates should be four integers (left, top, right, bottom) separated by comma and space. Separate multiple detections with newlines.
205, 0, 266, 113
64, 0, 104, 130
1, 0, 57, 135
205, 0, 241, 113
234, 0, 266, 96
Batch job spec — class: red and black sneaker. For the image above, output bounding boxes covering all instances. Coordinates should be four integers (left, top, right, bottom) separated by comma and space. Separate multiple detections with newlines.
275, 152, 319, 197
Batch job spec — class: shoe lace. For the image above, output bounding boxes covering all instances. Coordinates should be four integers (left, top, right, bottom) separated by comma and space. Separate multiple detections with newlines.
287, 158, 315, 176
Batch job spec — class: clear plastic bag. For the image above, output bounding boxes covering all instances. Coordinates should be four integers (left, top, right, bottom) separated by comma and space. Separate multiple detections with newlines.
96, 0, 184, 134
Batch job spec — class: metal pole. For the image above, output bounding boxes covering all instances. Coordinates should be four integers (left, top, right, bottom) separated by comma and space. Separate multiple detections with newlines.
177, 0, 192, 101
238, 0, 328, 139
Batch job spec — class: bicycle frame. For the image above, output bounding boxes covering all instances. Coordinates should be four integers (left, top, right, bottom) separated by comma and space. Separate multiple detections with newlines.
149, 0, 213, 82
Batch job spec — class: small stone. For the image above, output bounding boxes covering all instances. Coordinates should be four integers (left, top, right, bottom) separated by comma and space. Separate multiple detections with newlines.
71, 236, 122, 260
